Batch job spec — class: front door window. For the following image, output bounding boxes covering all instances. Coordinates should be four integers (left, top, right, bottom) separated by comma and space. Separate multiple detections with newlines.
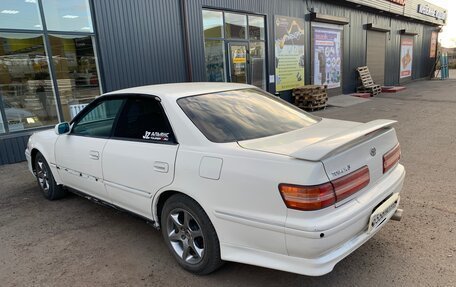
229, 44, 248, 84
71, 98, 124, 138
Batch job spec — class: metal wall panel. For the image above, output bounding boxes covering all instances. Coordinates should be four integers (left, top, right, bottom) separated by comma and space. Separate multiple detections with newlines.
91, 0, 187, 92
0, 134, 29, 165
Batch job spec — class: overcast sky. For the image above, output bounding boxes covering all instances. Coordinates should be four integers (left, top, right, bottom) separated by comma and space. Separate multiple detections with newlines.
426, 0, 455, 47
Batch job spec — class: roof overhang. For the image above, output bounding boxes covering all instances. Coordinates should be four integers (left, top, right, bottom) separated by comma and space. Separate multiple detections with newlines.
309, 12, 350, 25
366, 23, 390, 32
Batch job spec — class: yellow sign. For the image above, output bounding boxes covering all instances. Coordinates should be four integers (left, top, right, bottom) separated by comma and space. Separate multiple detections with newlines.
233, 57, 246, 64
275, 16, 305, 92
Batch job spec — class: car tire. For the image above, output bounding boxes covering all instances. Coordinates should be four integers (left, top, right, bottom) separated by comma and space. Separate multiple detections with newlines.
160, 194, 223, 275
34, 152, 67, 200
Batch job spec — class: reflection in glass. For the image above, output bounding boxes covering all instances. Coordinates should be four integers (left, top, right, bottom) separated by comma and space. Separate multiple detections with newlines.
229, 44, 247, 84
178, 89, 319, 143
205, 40, 225, 82
0, 108, 4, 133
42, 0, 93, 32
225, 13, 247, 39
49, 35, 101, 121
248, 16, 265, 40
203, 10, 223, 38
73, 99, 124, 137
0, 33, 58, 131
250, 42, 266, 89
0, 0, 42, 30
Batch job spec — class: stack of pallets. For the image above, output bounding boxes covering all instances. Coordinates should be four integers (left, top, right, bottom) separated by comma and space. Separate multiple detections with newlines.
292, 85, 328, 111
356, 66, 381, 96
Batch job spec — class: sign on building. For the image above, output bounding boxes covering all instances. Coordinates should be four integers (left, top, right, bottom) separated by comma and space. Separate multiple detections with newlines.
417, 4, 447, 21
312, 23, 342, 89
430, 31, 438, 58
274, 16, 305, 91
400, 37, 413, 78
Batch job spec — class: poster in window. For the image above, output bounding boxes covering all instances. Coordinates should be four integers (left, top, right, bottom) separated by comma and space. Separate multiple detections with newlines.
274, 16, 305, 92
400, 37, 413, 78
430, 31, 438, 58
313, 26, 342, 88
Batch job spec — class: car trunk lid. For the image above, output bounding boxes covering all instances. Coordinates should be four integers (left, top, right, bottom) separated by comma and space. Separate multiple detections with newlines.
239, 119, 399, 204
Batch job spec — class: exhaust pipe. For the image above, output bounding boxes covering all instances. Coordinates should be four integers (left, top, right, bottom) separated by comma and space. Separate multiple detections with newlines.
391, 208, 403, 221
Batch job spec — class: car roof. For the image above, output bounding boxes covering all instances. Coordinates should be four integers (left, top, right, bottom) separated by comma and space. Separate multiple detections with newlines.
104, 82, 254, 100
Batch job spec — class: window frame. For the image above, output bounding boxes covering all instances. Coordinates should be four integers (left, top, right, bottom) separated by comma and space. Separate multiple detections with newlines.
201, 8, 267, 88
75, 94, 178, 145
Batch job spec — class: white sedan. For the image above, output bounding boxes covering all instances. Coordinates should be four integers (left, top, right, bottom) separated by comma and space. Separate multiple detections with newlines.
25, 83, 405, 276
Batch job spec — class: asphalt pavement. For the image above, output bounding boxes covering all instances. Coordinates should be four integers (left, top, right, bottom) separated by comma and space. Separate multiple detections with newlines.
0, 78, 455, 286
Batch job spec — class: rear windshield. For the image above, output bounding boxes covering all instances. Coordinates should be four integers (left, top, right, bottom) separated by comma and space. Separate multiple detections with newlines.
177, 88, 320, 143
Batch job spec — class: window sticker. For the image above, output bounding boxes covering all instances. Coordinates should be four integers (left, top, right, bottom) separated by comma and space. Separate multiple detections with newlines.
143, 131, 170, 141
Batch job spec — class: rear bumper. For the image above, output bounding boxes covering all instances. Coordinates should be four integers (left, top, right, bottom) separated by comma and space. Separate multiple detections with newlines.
220, 164, 405, 276
282, 163, 405, 275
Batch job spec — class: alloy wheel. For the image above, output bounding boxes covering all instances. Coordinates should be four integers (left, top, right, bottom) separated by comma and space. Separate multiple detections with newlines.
166, 208, 205, 264
36, 159, 50, 192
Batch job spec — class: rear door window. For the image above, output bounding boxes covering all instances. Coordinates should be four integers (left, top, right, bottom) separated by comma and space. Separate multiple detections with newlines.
113, 96, 176, 144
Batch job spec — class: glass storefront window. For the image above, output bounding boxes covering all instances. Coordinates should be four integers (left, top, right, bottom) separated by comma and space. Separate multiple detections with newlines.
203, 10, 223, 39
248, 16, 265, 40
202, 10, 266, 89
49, 35, 101, 121
42, 0, 93, 32
0, 33, 58, 132
225, 13, 246, 39
0, 0, 42, 30
204, 40, 225, 82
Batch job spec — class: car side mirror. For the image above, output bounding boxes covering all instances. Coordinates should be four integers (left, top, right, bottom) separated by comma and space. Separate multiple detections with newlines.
54, 122, 70, 135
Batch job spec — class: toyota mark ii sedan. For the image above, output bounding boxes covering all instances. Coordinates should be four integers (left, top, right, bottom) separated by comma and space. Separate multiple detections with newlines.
25, 83, 405, 276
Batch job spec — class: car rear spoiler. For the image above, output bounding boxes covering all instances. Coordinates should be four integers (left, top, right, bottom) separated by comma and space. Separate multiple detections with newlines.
291, 119, 397, 161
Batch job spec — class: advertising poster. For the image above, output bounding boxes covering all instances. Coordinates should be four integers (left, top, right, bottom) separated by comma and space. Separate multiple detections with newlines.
313, 26, 342, 88
400, 37, 413, 78
430, 31, 438, 58
274, 16, 305, 91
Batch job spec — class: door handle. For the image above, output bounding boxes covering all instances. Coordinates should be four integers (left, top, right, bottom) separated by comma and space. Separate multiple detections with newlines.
89, 150, 100, 160
153, 161, 169, 173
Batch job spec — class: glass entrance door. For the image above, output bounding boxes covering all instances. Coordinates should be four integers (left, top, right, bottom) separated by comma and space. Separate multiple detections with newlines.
228, 43, 248, 84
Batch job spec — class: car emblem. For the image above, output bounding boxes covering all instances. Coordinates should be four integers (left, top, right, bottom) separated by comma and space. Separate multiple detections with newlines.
370, 147, 377, 157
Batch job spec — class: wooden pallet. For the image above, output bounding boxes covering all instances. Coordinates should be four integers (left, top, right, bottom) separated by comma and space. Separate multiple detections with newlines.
357, 85, 382, 97
300, 103, 327, 112
292, 85, 328, 111
356, 66, 382, 96
294, 92, 327, 101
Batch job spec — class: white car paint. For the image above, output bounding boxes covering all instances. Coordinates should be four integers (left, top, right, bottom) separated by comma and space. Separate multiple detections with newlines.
25, 82, 405, 276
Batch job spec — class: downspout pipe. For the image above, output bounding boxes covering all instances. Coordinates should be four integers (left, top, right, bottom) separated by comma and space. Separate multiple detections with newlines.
181, 0, 193, 82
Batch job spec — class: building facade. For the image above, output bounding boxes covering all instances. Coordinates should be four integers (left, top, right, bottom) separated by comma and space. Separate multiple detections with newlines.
0, 0, 446, 164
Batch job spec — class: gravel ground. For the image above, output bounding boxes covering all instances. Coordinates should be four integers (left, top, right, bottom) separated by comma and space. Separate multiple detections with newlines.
1, 79, 455, 286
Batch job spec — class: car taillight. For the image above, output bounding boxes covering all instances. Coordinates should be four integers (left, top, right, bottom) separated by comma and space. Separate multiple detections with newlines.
383, 143, 401, 173
332, 166, 370, 202
279, 183, 335, 211
279, 165, 370, 211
